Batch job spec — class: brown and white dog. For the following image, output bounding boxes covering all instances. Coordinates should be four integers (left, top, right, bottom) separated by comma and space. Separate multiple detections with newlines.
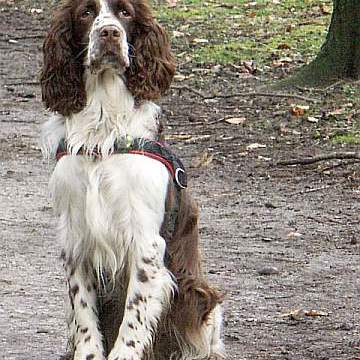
40, 1, 224, 359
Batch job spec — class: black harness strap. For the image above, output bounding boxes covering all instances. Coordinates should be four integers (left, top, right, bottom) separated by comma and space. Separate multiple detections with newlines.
56, 138, 187, 190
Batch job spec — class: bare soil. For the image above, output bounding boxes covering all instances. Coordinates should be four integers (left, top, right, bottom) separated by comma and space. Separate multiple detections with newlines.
0, 5, 359, 360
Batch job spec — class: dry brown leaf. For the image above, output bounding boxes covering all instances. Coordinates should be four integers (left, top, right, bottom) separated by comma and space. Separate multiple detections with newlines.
277, 43, 291, 50
225, 117, 246, 125
305, 309, 329, 317
319, 4, 331, 15
246, 143, 266, 150
172, 30, 185, 38
184, 135, 211, 143
287, 231, 303, 238
281, 309, 305, 321
272, 57, 293, 67
173, 74, 187, 82
192, 38, 209, 45
191, 151, 213, 168
165, 134, 192, 141
290, 105, 309, 116
166, 0, 178, 7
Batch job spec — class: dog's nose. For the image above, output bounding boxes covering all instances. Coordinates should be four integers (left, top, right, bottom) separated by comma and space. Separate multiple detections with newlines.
100, 26, 121, 39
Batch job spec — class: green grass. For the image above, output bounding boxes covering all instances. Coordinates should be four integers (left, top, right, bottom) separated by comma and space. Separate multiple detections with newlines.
332, 133, 360, 145
153, 0, 332, 67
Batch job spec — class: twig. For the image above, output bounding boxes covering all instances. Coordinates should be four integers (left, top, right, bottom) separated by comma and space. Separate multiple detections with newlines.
290, 185, 331, 196
207, 117, 226, 125
320, 160, 357, 172
5, 81, 39, 86
171, 85, 319, 103
276, 151, 360, 166
11, 34, 44, 40
324, 79, 345, 91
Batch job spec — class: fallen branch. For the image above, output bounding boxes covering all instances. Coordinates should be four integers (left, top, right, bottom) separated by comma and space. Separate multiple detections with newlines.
205, 91, 318, 103
276, 151, 360, 166
171, 85, 318, 103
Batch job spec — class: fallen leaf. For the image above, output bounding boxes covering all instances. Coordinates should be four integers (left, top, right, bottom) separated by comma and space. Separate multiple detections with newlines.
173, 74, 187, 82
242, 60, 257, 74
211, 65, 222, 73
272, 57, 293, 67
307, 116, 319, 123
165, 134, 192, 141
287, 231, 303, 238
225, 117, 246, 125
281, 309, 305, 321
172, 30, 185, 38
246, 143, 266, 150
258, 155, 272, 161
290, 104, 309, 116
192, 38, 209, 45
319, 4, 331, 15
305, 309, 328, 317
328, 108, 344, 116
30, 8, 43, 14
277, 43, 291, 50
166, 0, 177, 7
185, 134, 211, 143
191, 151, 213, 168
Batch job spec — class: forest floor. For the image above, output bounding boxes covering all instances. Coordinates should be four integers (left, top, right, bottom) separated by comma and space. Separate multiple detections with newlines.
0, 1, 359, 360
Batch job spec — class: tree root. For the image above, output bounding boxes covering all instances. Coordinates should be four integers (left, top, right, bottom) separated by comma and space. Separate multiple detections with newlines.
171, 85, 319, 103
276, 151, 360, 166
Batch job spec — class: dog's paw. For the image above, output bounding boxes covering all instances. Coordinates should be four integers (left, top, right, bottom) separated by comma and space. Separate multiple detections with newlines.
107, 347, 141, 360
73, 350, 105, 360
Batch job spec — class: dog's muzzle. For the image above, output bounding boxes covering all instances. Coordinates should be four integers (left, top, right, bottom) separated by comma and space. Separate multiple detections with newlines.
88, 24, 130, 73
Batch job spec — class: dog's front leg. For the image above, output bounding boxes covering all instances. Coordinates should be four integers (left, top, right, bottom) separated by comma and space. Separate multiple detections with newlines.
107, 234, 175, 360
66, 261, 105, 360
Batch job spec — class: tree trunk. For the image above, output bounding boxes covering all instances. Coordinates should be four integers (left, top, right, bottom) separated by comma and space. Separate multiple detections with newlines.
288, 0, 360, 86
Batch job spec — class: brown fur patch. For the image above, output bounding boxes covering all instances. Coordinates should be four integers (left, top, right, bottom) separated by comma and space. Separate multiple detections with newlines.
137, 269, 149, 283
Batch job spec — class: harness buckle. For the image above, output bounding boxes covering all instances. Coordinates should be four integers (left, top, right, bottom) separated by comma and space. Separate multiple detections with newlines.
175, 168, 187, 189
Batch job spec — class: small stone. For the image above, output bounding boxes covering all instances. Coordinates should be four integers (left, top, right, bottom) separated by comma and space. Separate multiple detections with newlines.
264, 202, 277, 209
257, 266, 279, 275
338, 323, 353, 331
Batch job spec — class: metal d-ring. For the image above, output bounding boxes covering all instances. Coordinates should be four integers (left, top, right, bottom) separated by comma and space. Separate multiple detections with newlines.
175, 168, 187, 189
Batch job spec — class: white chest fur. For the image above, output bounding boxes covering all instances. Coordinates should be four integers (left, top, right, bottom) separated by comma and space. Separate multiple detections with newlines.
66, 70, 161, 157
42, 70, 169, 278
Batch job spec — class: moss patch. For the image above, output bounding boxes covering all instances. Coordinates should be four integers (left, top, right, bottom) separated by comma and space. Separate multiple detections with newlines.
154, 0, 332, 68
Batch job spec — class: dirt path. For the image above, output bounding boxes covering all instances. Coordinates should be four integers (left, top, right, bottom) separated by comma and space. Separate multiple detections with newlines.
0, 6, 359, 360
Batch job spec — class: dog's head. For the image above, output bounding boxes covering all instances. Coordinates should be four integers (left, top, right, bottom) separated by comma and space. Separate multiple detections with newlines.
40, 0, 176, 116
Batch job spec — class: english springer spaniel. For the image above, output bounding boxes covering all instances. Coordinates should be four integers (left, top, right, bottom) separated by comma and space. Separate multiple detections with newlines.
40, 1, 224, 359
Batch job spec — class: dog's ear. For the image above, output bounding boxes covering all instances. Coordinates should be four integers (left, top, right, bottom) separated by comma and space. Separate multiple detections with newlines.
40, 4, 86, 116
126, 5, 176, 101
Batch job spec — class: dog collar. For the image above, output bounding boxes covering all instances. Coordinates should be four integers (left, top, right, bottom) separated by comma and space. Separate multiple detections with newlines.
56, 138, 187, 189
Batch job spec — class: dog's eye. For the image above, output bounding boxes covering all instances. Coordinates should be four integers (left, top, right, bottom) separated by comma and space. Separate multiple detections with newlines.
118, 9, 131, 18
81, 8, 95, 19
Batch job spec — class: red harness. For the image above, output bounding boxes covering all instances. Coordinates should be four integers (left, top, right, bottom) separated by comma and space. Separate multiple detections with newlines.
55, 138, 187, 189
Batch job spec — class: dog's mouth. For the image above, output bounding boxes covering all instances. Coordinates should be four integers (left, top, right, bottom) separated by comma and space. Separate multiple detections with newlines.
89, 49, 129, 74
